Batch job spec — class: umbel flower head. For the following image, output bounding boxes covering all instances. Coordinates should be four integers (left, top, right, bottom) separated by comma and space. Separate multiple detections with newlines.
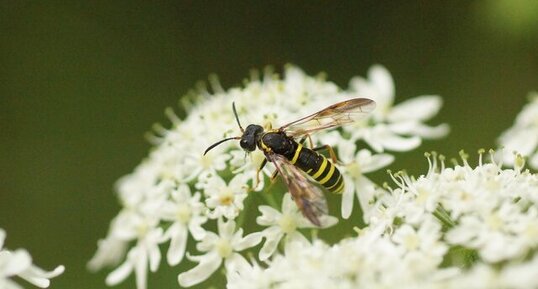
0, 228, 64, 289
228, 151, 538, 289
89, 64, 448, 289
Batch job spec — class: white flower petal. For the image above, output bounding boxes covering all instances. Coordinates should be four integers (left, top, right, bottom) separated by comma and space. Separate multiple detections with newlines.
362, 135, 386, 153
378, 133, 422, 152
256, 205, 281, 226
87, 237, 128, 271
283, 231, 310, 251
359, 151, 394, 173
196, 232, 219, 252
27, 264, 65, 279
1, 279, 24, 289
218, 219, 236, 240
135, 250, 148, 289
412, 123, 450, 139
234, 232, 263, 251
259, 228, 284, 261
105, 259, 133, 286
148, 243, 161, 273
501, 128, 538, 157
341, 175, 355, 219
224, 253, 251, 274
319, 215, 339, 228
178, 252, 222, 287
389, 121, 450, 139
337, 140, 357, 164
167, 225, 188, 265
281, 193, 297, 214
17, 264, 65, 288
387, 95, 443, 122
19, 276, 49, 288
0, 250, 32, 277
368, 64, 395, 103
189, 217, 207, 241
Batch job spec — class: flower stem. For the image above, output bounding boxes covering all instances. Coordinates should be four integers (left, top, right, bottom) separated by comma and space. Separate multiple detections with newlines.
432, 205, 455, 229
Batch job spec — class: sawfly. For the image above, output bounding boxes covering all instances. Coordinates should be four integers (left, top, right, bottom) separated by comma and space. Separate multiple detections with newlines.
204, 98, 376, 226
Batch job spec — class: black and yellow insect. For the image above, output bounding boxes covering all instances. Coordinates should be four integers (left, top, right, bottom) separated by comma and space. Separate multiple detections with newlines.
204, 98, 376, 226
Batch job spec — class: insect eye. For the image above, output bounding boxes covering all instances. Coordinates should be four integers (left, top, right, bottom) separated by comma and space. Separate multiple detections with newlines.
239, 139, 249, 149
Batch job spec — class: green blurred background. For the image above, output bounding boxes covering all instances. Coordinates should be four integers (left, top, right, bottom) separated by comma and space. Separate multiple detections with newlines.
1, 1, 537, 289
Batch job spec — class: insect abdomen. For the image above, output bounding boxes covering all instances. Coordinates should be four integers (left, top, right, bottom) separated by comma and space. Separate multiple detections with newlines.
289, 143, 344, 194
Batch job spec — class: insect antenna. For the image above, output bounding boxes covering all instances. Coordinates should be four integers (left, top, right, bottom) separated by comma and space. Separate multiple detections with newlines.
232, 102, 244, 133
203, 136, 241, 155
204, 102, 244, 156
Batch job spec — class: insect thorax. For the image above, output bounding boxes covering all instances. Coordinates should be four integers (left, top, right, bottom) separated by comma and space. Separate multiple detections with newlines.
259, 132, 297, 157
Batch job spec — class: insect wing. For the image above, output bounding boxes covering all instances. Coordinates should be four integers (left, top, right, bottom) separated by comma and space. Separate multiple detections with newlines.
266, 153, 328, 226
279, 98, 375, 137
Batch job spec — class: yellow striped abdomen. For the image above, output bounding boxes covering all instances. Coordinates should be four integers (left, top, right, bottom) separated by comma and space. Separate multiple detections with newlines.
289, 143, 344, 194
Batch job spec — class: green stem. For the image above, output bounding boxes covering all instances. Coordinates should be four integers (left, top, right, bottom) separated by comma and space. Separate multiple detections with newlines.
433, 205, 456, 229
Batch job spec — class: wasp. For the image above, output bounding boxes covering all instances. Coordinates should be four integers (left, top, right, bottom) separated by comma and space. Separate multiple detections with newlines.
204, 98, 376, 226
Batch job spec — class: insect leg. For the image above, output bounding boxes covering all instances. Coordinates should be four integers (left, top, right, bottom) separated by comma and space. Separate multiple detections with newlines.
254, 158, 268, 190
270, 169, 279, 181
261, 157, 279, 185
306, 134, 314, 148
298, 134, 336, 163
298, 134, 314, 148
313, 144, 338, 163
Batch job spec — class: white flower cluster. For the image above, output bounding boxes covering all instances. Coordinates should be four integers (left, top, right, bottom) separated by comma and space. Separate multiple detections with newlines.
0, 228, 64, 289
498, 92, 538, 170
229, 152, 538, 289
89, 65, 448, 288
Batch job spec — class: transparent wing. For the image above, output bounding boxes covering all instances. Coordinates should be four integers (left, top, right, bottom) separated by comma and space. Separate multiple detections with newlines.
266, 153, 328, 226
279, 98, 376, 137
